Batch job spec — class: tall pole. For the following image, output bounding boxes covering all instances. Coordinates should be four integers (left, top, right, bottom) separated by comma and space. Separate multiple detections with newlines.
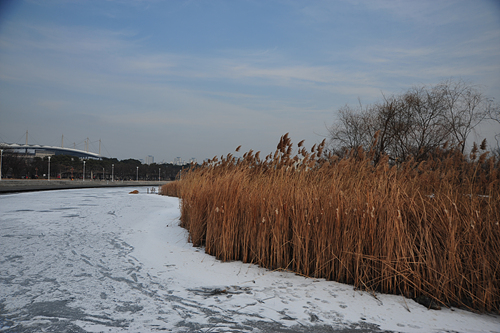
0, 149, 3, 180
136, 166, 138, 181
99, 139, 101, 157
62, 134, 64, 148
159, 168, 160, 181
83, 161, 86, 181
48, 156, 51, 181
112, 164, 114, 182
103, 167, 104, 181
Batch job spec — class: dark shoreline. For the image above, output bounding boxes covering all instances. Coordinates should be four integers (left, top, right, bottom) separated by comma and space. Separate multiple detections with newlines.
0, 179, 168, 194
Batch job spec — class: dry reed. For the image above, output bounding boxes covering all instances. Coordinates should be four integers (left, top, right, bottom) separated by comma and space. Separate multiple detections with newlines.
161, 134, 500, 313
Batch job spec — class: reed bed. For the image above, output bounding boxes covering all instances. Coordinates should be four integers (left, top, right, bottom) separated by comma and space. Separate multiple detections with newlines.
161, 134, 500, 313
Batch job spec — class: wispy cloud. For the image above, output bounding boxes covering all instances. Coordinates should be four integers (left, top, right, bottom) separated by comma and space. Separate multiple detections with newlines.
0, 20, 383, 105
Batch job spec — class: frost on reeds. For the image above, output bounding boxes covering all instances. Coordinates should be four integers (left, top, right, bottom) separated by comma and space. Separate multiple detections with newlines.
161, 134, 500, 313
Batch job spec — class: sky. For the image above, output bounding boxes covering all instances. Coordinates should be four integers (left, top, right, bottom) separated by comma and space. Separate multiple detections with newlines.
0, 0, 499, 163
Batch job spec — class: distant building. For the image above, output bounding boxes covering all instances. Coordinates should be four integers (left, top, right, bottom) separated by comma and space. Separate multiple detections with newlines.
146, 155, 154, 165
189, 158, 197, 164
34, 150, 56, 158
173, 157, 182, 166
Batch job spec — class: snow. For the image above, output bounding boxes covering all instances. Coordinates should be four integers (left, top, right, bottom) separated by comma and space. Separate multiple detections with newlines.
0, 187, 498, 333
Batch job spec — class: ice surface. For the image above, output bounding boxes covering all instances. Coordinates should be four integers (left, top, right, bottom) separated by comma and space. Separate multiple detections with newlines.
0, 187, 498, 332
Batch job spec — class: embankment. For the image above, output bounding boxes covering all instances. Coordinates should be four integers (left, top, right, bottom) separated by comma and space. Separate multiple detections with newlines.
0, 179, 168, 193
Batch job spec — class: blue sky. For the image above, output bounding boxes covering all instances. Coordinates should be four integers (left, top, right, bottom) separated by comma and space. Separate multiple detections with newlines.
1, 0, 499, 162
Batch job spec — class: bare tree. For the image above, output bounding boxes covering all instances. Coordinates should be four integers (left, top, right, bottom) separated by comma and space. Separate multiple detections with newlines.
485, 99, 500, 155
394, 86, 451, 160
438, 79, 487, 153
327, 104, 376, 156
328, 80, 490, 162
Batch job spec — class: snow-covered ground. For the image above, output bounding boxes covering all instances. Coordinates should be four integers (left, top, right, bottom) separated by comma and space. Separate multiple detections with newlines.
0, 187, 498, 333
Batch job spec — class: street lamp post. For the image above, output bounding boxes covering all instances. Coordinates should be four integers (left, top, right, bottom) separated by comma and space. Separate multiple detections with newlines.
112, 164, 114, 182
83, 161, 86, 181
136, 166, 139, 181
48, 156, 51, 181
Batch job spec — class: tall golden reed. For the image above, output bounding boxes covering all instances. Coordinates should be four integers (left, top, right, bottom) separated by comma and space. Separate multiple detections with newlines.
161, 134, 500, 313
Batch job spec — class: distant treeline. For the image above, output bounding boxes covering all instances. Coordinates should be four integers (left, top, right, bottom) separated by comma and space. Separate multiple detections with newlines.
1, 153, 185, 181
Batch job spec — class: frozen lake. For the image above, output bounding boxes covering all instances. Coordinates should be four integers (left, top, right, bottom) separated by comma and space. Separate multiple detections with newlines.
0, 187, 498, 332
